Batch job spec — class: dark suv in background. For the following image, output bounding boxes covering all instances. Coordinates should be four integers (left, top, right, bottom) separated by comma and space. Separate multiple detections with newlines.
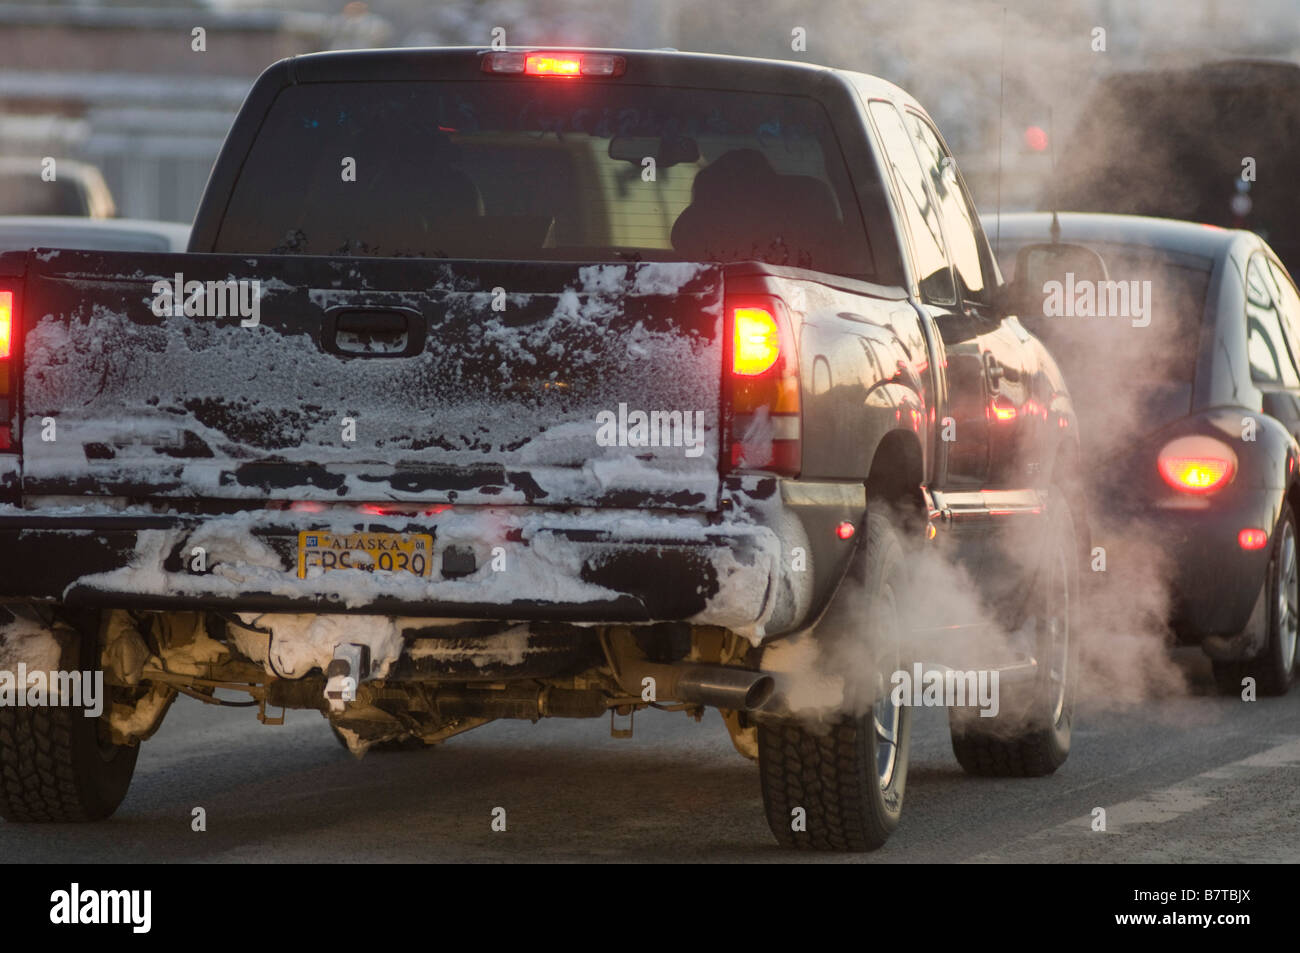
1051, 60, 1300, 275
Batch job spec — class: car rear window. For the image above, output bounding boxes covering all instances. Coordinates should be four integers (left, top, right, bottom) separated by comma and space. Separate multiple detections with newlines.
0, 174, 87, 216
214, 80, 874, 279
0, 227, 173, 253
997, 240, 1212, 449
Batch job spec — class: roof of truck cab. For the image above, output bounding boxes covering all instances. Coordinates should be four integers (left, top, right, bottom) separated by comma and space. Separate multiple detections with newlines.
278, 45, 917, 104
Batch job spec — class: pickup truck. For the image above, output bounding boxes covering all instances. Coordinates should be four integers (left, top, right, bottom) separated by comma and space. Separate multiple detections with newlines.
0, 47, 1089, 852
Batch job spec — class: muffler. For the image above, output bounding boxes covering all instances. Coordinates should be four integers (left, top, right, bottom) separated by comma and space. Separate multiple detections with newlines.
434, 685, 608, 721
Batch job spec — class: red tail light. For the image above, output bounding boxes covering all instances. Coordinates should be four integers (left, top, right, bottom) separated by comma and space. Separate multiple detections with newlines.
727, 297, 800, 476
0, 288, 13, 450
482, 52, 626, 77
0, 291, 12, 360
1238, 528, 1268, 550
1157, 435, 1237, 494
733, 307, 781, 376
525, 54, 582, 76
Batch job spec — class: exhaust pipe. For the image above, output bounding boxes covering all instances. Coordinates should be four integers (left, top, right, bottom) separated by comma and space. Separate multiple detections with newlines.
616, 658, 775, 712
435, 685, 608, 721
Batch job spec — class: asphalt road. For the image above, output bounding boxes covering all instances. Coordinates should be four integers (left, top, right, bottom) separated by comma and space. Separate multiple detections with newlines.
2, 650, 1297, 863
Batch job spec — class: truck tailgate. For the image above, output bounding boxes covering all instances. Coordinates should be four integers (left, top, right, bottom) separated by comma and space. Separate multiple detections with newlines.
18, 250, 724, 510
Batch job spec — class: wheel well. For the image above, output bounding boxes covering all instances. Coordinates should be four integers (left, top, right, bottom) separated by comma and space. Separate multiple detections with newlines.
866, 429, 925, 530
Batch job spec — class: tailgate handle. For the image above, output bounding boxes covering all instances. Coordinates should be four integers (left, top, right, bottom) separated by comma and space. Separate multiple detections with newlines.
323, 307, 425, 358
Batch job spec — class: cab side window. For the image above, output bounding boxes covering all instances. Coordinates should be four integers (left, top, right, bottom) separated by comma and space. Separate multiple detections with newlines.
905, 112, 994, 307
868, 100, 956, 306
1245, 254, 1300, 386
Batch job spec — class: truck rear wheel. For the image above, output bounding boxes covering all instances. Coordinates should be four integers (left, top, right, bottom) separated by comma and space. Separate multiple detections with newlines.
758, 500, 912, 851
0, 621, 138, 822
949, 494, 1080, 777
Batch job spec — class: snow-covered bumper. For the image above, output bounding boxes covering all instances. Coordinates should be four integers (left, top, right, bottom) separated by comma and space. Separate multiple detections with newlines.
0, 505, 797, 635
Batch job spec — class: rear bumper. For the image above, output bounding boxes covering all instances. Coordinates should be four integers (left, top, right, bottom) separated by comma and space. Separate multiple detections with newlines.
1103, 488, 1279, 645
0, 475, 871, 641
0, 506, 782, 631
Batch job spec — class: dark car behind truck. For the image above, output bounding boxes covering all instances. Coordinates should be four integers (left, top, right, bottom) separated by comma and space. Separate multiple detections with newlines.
991, 212, 1300, 696
0, 48, 1086, 850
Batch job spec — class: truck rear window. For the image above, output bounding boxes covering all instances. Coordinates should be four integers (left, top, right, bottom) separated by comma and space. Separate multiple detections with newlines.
213, 80, 874, 279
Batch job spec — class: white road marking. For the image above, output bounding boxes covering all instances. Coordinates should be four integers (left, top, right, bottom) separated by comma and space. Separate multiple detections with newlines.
969, 737, 1300, 862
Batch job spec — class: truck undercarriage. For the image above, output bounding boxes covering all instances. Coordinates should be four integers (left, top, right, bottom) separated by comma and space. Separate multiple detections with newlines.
2, 606, 773, 758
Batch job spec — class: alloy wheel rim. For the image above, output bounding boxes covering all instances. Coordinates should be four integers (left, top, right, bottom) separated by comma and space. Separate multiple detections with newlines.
872, 588, 901, 790
1045, 543, 1071, 726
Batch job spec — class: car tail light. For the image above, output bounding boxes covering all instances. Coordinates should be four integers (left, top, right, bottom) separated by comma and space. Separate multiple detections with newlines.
0, 288, 14, 451
1156, 435, 1237, 494
481, 52, 626, 77
727, 296, 800, 476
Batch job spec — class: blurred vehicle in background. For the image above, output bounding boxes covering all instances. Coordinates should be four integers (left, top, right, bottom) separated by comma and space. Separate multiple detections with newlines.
0, 216, 187, 253
0, 157, 116, 218
1048, 60, 1300, 275
989, 211, 1300, 696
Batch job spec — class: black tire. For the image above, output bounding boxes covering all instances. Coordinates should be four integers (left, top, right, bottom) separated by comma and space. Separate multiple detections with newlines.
0, 621, 138, 822
758, 499, 912, 852
949, 493, 1080, 777
1213, 503, 1298, 697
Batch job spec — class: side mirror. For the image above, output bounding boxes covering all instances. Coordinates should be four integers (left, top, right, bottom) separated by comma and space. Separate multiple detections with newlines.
999, 242, 1109, 318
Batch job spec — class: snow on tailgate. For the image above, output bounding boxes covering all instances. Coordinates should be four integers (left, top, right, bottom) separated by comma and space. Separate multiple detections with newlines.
20, 254, 723, 509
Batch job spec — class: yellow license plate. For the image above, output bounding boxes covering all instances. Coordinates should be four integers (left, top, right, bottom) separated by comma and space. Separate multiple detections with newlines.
297, 532, 433, 578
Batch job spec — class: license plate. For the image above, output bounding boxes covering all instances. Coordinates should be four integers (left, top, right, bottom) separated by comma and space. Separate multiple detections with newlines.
297, 531, 433, 578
